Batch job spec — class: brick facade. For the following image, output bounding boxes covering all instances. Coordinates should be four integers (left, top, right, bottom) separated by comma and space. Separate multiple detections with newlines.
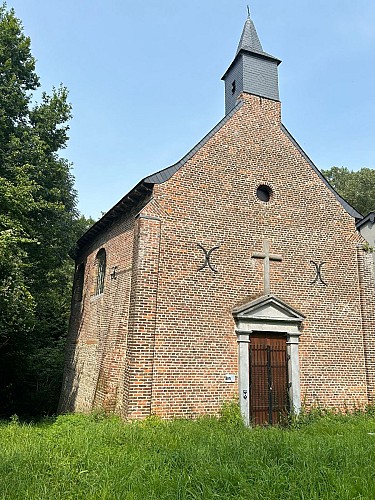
59, 16, 375, 422
59, 93, 375, 419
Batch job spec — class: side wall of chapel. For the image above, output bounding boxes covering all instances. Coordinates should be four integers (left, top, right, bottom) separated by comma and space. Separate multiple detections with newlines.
59, 209, 138, 414
357, 248, 375, 403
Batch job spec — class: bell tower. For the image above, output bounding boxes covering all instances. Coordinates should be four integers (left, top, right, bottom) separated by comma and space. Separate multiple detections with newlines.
222, 11, 281, 114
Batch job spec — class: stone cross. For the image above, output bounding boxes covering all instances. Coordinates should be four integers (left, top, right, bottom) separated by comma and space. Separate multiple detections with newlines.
251, 240, 282, 295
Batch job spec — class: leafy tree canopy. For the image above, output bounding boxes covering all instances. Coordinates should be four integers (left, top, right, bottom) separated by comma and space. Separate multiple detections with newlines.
0, 3, 94, 417
322, 166, 375, 217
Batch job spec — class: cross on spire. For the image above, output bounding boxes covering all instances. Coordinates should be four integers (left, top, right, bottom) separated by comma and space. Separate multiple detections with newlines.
251, 240, 282, 295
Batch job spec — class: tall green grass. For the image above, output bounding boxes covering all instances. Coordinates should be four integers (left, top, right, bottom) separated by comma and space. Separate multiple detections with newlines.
1, 408, 375, 499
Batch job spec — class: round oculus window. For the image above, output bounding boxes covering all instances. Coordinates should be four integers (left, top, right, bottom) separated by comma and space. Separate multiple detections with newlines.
256, 185, 272, 202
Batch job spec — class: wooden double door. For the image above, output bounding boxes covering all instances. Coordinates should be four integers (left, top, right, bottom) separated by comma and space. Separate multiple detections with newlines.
249, 332, 288, 425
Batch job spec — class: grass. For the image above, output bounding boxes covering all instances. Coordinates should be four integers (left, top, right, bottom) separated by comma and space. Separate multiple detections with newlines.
1, 408, 375, 499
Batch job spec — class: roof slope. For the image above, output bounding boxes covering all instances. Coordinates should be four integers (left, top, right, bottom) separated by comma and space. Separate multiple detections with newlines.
356, 211, 375, 230
76, 105, 362, 253
281, 125, 362, 219
75, 101, 243, 251
144, 102, 243, 184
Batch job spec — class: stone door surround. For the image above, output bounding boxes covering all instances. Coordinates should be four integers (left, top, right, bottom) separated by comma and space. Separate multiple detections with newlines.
233, 295, 305, 426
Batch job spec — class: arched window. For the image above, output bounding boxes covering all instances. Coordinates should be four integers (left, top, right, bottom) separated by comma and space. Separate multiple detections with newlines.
95, 249, 106, 295
74, 263, 85, 303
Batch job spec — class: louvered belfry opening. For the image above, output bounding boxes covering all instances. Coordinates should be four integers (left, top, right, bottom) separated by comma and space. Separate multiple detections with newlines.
249, 333, 288, 425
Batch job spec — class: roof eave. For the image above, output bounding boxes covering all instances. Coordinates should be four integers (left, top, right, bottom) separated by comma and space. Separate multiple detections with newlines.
71, 180, 153, 257
71, 100, 245, 258
356, 211, 375, 230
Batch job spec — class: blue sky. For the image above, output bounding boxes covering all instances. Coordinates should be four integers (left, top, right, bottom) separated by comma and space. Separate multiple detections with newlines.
6, 0, 375, 219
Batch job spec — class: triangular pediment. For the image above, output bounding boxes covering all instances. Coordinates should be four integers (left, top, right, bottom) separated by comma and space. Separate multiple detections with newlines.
233, 295, 305, 323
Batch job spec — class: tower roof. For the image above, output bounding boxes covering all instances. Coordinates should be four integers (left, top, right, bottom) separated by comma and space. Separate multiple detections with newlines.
236, 14, 263, 55
234, 13, 280, 63
222, 12, 281, 111
222, 13, 281, 83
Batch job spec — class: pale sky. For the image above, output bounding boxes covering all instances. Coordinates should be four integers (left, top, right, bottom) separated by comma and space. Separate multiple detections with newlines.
6, 0, 375, 219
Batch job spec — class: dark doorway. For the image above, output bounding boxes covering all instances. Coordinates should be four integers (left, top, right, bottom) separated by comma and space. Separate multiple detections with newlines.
249, 332, 288, 425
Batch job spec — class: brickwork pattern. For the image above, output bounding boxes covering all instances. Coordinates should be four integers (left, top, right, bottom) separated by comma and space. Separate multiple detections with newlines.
151, 93, 367, 416
59, 210, 137, 414
357, 247, 375, 403
123, 214, 161, 419
61, 93, 372, 419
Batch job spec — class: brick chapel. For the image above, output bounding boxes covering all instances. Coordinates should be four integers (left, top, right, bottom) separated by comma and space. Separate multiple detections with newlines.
59, 14, 375, 425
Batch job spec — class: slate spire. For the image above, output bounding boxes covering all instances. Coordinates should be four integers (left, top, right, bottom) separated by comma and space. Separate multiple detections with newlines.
236, 13, 263, 55
222, 11, 281, 114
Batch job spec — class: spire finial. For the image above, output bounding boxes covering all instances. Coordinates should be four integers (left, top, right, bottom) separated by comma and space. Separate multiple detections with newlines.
247, 5, 250, 18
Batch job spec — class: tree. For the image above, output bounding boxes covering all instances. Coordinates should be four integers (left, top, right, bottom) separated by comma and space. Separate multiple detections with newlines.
322, 167, 375, 217
0, 4, 91, 417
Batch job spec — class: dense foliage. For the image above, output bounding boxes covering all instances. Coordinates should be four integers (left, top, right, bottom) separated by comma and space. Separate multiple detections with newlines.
1, 409, 375, 499
0, 4, 93, 418
322, 166, 375, 216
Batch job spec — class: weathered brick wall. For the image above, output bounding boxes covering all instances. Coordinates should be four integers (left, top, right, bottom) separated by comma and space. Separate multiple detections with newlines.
357, 247, 375, 403
123, 212, 162, 419
148, 93, 367, 417
59, 210, 137, 414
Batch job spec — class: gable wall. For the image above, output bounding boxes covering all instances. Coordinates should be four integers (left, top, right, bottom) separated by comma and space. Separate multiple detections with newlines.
359, 221, 375, 247
145, 92, 367, 418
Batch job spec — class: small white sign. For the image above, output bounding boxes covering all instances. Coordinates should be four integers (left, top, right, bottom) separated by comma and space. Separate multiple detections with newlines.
224, 374, 236, 383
